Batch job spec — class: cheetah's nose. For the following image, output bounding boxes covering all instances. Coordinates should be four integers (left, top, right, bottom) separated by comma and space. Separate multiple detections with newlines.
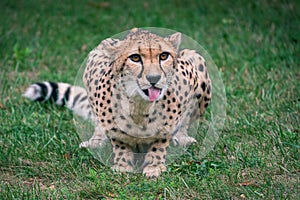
146, 75, 161, 86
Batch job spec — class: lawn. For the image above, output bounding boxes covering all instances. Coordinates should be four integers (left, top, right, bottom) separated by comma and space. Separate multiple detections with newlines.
0, 0, 299, 199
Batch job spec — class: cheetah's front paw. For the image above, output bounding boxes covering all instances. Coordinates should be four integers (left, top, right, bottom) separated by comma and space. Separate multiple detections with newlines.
111, 164, 133, 173
172, 135, 196, 147
79, 136, 108, 149
143, 164, 166, 178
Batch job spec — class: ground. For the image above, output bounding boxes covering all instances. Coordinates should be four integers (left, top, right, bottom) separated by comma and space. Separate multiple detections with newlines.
0, 0, 299, 199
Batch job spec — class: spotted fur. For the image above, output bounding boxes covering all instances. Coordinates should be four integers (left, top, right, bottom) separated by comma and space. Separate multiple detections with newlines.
82, 29, 211, 177
24, 29, 211, 178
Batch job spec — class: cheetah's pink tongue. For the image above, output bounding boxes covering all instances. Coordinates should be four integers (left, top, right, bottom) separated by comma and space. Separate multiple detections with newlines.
148, 87, 161, 101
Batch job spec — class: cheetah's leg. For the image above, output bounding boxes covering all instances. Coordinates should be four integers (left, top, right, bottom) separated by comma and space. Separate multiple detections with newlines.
172, 114, 196, 147
79, 123, 108, 148
142, 137, 170, 178
110, 139, 134, 173
172, 125, 196, 147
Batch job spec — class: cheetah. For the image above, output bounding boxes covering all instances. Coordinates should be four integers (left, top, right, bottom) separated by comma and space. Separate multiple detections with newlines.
23, 28, 211, 177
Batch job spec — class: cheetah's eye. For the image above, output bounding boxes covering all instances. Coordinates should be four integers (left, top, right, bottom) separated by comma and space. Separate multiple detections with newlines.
159, 52, 170, 61
129, 54, 142, 62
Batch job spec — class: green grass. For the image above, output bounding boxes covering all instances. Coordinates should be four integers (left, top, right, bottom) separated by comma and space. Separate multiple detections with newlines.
1, 0, 299, 199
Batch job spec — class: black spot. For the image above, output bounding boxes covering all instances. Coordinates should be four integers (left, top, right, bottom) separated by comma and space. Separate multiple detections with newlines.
126, 124, 132, 129
92, 68, 98, 74
204, 96, 210, 101
201, 82, 207, 91
80, 95, 88, 103
156, 156, 161, 160
121, 146, 126, 150
152, 109, 157, 115
207, 85, 211, 94
195, 94, 202, 99
152, 147, 157, 152
127, 160, 133, 166
199, 64, 204, 72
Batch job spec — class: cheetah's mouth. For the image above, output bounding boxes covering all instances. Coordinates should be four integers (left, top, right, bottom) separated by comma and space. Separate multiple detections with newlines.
143, 87, 162, 102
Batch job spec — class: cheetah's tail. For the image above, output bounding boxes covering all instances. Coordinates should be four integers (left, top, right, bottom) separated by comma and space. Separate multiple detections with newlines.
23, 81, 95, 121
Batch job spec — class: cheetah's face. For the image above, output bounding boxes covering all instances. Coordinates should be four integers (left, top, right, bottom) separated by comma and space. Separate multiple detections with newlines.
108, 31, 181, 102
124, 46, 176, 102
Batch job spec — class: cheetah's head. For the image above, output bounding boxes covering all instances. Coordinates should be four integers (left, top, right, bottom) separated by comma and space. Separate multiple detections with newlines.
102, 29, 181, 102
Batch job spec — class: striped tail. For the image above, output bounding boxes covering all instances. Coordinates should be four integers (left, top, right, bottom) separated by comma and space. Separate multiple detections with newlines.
23, 81, 95, 121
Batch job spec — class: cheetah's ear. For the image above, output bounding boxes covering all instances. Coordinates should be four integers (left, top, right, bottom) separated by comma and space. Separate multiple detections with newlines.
165, 32, 182, 51
100, 38, 123, 57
